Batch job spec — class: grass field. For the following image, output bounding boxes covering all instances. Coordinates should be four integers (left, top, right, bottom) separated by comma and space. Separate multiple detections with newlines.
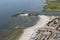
43, 0, 60, 12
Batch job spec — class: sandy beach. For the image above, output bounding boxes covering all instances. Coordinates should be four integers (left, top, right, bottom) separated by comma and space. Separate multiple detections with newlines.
19, 15, 52, 40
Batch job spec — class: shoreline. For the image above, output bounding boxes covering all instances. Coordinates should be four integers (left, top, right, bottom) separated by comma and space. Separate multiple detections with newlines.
19, 15, 53, 40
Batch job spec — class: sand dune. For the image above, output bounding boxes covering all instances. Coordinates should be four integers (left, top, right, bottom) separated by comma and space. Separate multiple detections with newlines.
19, 15, 51, 40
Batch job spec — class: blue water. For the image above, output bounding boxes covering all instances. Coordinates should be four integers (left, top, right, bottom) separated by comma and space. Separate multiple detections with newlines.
0, 0, 45, 13
0, 0, 45, 40
0, 0, 60, 40
0, 0, 46, 29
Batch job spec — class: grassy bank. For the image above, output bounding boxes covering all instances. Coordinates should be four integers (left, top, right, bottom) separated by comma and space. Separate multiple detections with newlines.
43, 0, 60, 12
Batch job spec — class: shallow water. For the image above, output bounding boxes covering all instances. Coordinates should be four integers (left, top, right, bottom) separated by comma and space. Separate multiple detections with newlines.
0, 0, 46, 29
0, 0, 46, 40
0, 16, 39, 40
0, 0, 60, 40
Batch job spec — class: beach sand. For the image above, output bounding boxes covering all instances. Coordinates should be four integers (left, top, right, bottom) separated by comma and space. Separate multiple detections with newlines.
19, 15, 53, 40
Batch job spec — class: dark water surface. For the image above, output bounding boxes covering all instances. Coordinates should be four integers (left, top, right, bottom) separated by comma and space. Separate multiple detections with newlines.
0, 0, 46, 29
0, 0, 45, 40
0, 0, 60, 40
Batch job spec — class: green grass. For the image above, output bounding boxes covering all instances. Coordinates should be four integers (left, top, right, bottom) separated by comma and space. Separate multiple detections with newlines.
28, 13, 39, 16
43, 0, 60, 12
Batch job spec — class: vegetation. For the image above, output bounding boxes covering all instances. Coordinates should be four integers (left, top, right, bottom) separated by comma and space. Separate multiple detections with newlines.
12, 13, 24, 17
43, 0, 60, 12
56, 24, 60, 31
12, 13, 39, 18
28, 13, 39, 16
12, 14, 21, 17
